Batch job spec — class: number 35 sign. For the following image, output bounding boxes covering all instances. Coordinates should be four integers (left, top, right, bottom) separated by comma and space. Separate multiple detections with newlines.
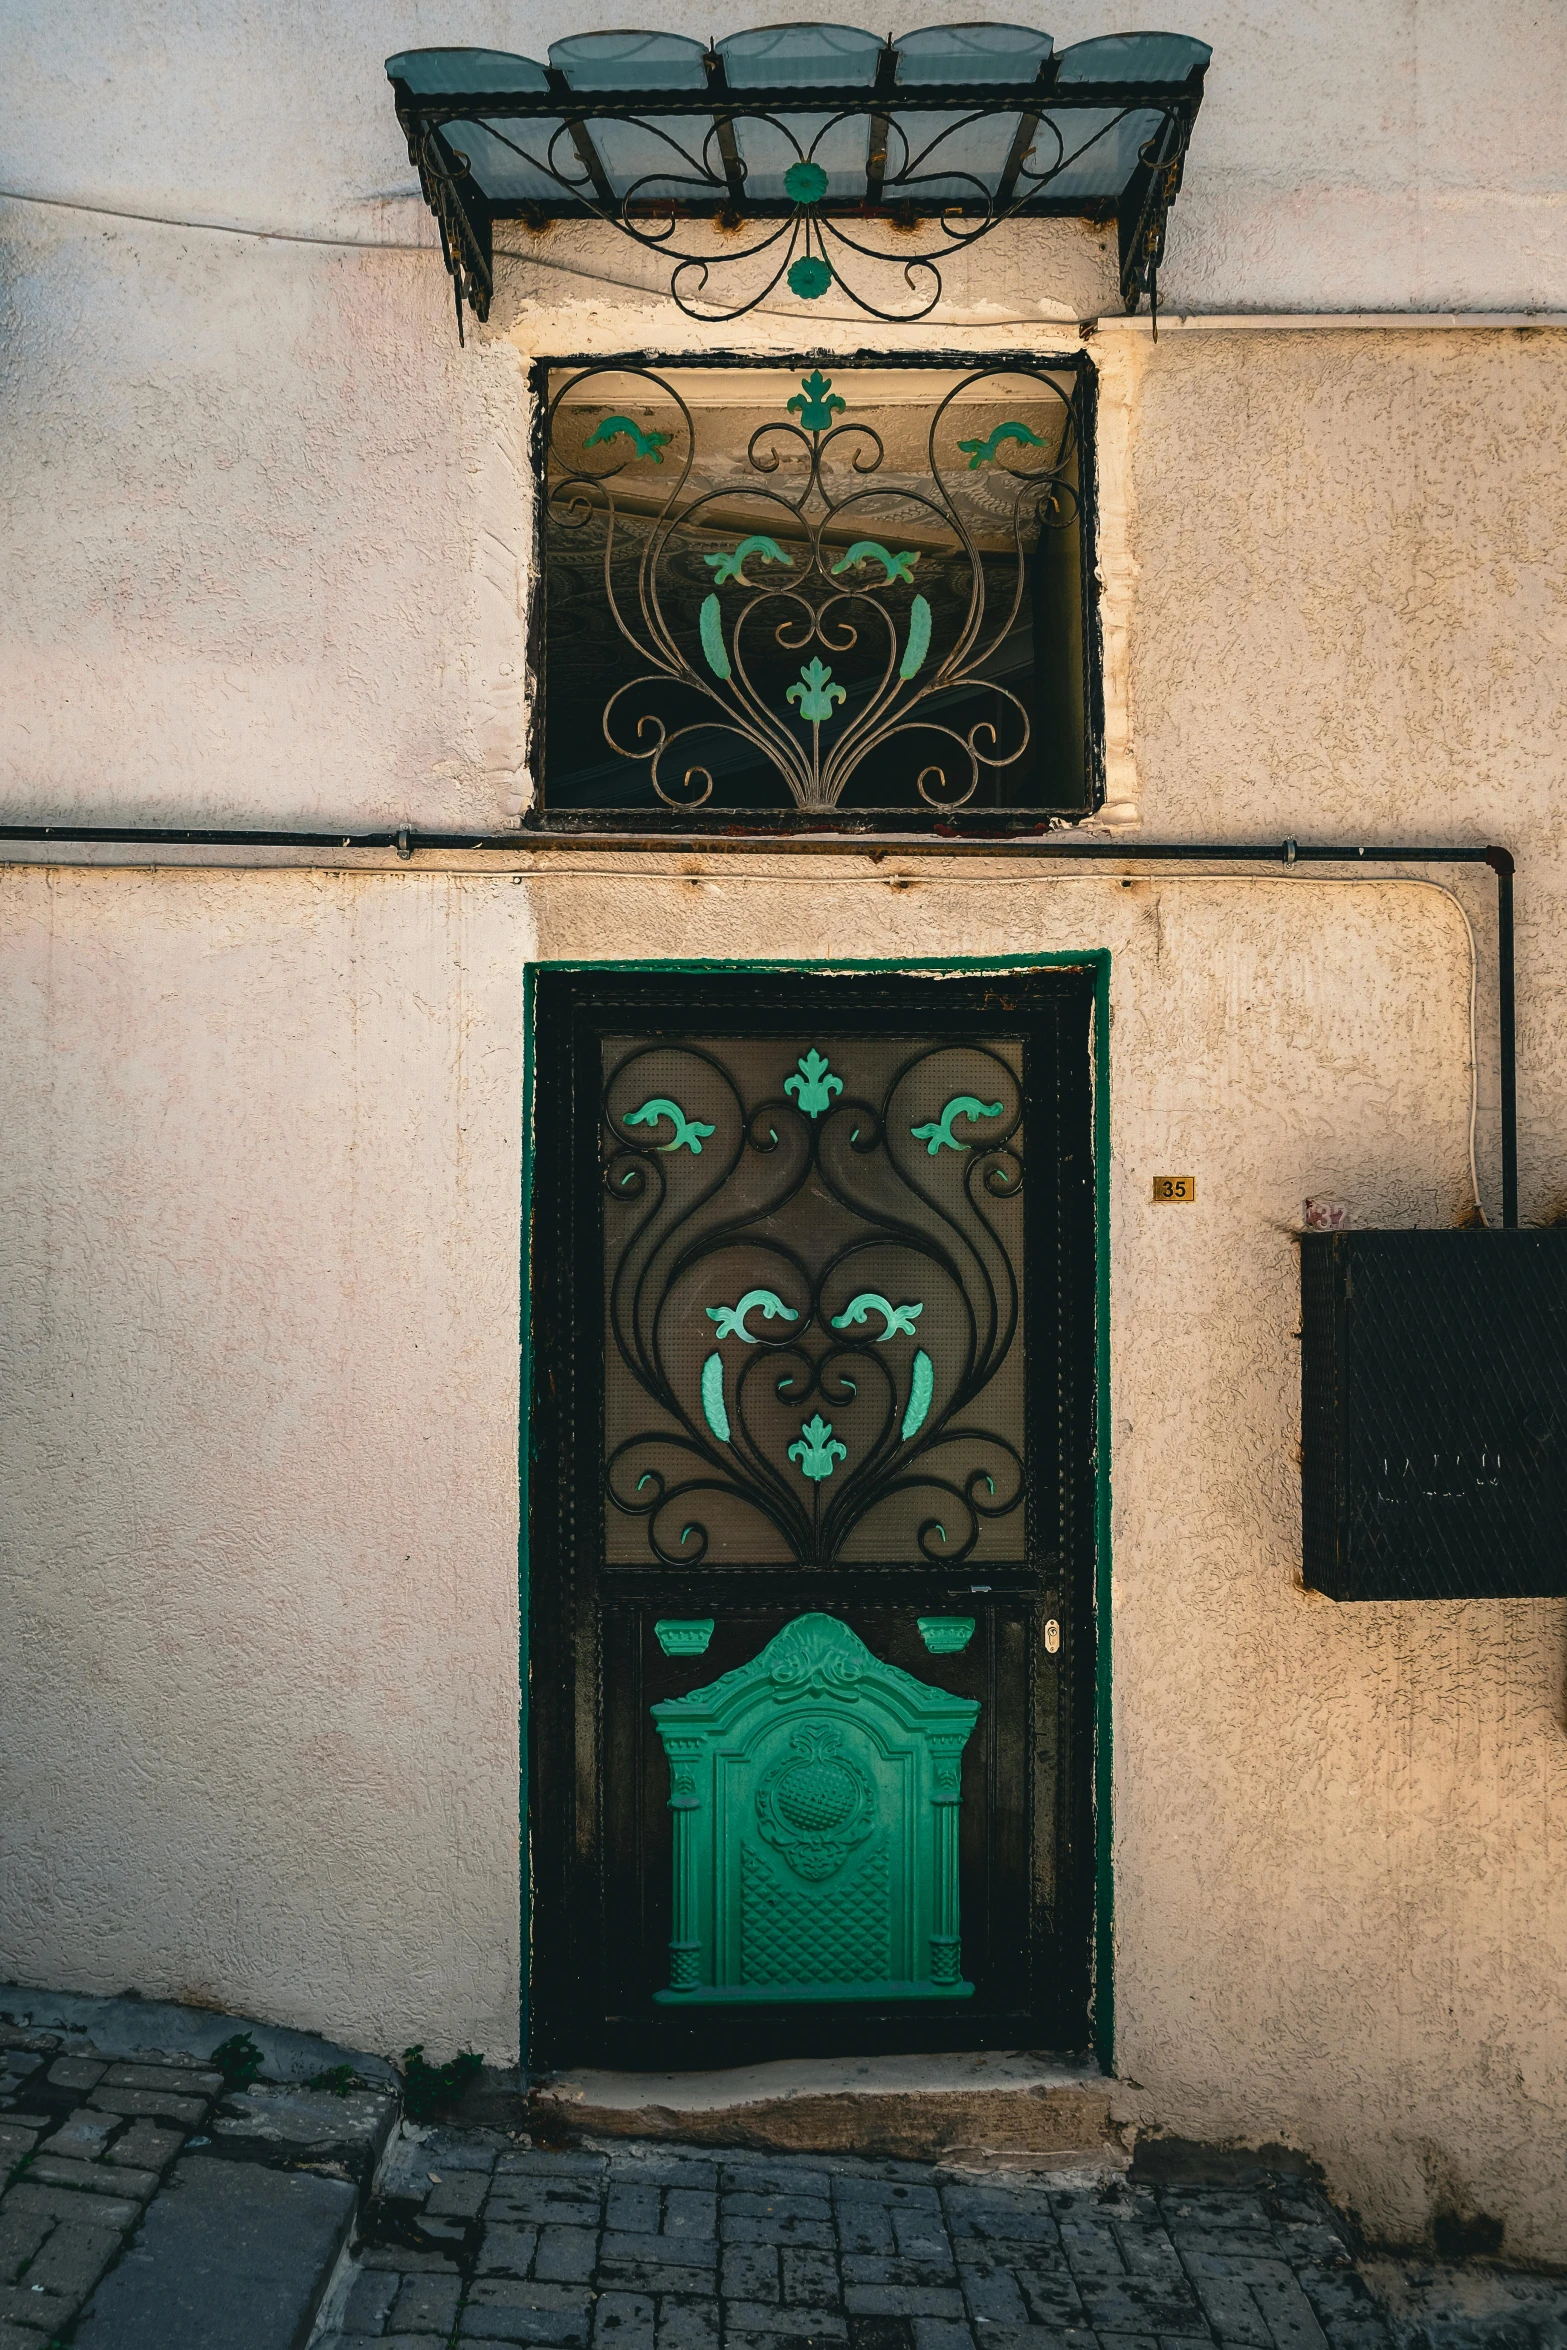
1152, 1175, 1196, 1202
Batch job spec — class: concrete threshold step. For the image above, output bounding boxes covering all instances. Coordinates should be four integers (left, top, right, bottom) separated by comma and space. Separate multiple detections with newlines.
528, 2049, 1138, 2170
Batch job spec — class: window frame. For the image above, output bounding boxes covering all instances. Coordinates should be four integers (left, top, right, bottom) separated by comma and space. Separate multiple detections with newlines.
522, 348, 1104, 839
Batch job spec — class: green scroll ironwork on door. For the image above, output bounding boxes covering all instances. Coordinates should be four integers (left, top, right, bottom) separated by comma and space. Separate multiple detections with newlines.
652, 1613, 978, 2002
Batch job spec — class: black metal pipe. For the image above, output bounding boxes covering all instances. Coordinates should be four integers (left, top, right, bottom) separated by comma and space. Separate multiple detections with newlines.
1489, 846, 1519, 1226
0, 825, 1518, 1226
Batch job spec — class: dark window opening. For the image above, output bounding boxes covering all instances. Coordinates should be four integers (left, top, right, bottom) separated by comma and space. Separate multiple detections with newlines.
528, 355, 1100, 835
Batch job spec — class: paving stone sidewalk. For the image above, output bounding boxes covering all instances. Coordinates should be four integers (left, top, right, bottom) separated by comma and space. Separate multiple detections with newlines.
1, 2016, 393, 2347
316, 2135, 1400, 2350
1, 2021, 227, 2343
9, 2014, 1565, 2350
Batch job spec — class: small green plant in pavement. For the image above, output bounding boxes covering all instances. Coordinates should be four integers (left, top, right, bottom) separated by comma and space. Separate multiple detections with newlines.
399, 2043, 483, 2122
210, 2031, 264, 2090
304, 2064, 358, 2097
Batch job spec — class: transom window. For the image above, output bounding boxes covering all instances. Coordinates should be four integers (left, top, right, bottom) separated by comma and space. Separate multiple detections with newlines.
529, 357, 1098, 835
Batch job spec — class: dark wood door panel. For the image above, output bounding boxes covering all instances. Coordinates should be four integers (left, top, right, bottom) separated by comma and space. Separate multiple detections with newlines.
528, 968, 1096, 2070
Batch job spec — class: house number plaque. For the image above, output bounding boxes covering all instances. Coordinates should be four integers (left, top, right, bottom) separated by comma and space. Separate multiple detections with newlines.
1152, 1176, 1196, 1202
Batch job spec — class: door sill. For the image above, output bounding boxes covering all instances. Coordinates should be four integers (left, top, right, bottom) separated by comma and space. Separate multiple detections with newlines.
530, 2046, 1132, 2168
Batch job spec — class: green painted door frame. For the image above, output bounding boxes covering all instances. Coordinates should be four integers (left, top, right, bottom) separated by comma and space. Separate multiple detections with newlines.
517, 951, 1114, 2072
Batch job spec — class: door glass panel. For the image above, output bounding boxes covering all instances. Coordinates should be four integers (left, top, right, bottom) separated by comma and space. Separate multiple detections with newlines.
602, 1033, 1025, 1568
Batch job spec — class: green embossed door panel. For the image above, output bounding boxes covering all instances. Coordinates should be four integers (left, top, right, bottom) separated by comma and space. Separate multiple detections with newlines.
653, 1614, 978, 2003
529, 968, 1097, 2071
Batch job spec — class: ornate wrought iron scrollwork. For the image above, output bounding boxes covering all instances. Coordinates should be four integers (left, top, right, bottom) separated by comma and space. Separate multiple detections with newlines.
404, 94, 1197, 331
602, 1037, 1026, 1569
546, 361, 1080, 818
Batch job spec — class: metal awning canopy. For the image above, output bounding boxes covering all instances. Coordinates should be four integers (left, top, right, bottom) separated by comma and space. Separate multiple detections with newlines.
386, 22, 1210, 333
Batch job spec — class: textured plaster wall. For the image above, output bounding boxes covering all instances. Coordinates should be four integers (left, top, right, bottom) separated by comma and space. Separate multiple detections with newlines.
4, 0, 1567, 2267
3, 1, 1567, 825
0, 868, 531, 2060
5, 863, 1525, 2223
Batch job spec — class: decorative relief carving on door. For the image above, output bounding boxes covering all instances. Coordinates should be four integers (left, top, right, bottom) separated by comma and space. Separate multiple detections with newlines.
652, 1613, 978, 2004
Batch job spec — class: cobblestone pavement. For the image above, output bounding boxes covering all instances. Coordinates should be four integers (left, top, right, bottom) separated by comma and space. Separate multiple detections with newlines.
0, 2022, 225, 2343
1, 2014, 394, 2347
9, 2014, 1566, 2350
317, 2136, 1402, 2350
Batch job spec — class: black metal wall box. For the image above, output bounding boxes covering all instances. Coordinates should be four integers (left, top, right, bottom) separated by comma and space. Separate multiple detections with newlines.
384, 24, 1210, 334
1301, 1232, 1567, 1600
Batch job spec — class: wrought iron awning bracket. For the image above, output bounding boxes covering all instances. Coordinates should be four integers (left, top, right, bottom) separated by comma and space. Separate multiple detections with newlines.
702, 50, 749, 210
389, 58, 1208, 333
1115, 109, 1193, 327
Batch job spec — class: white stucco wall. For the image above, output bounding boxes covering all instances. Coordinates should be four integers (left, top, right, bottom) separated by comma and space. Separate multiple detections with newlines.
3, 0, 1567, 2263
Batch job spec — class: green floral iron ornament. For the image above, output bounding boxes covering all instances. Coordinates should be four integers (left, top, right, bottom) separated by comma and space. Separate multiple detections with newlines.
706, 1289, 799, 1343
787, 658, 847, 724
584, 413, 672, 463
550, 361, 1077, 815
831, 541, 919, 585
783, 159, 830, 207
956, 420, 1047, 469
789, 1414, 848, 1482
706, 535, 793, 587
624, 1096, 716, 1152
912, 1095, 1004, 1156
830, 1294, 923, 1341
783, 1049, 843, 1117
788, 370, 846, 430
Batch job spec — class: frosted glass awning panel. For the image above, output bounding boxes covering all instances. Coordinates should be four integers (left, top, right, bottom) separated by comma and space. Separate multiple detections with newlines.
717, 20, 882, 195
1043, 107, 1167, 200
716, 23, 885, 86
1054, 31, 1211, 84
549, 32, 710, 90
387, 48, 551, 96
894, 24, 1053, 83
551, 34, 713, 199
888, 24, 1053, 194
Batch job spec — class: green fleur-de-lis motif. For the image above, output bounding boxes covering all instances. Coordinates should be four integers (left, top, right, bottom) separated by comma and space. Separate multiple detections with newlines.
956, 419, 1047, 470
706, 535, 794, 587
584, 413, 673, 463
705, 1289, 799, 1343
830, 541, 919, 586
787, 370, 846, 432
910, 1094, 1004, 1155
787, 657, 846, 723
624, 1096, 717, 1152
830, 1293, 924, 1341
789, 1413, 848, 1482
784, 1049, 843, 1117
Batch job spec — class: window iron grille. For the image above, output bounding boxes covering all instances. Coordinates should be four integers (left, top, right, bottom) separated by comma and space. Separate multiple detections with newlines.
535, 358, 1096, 831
